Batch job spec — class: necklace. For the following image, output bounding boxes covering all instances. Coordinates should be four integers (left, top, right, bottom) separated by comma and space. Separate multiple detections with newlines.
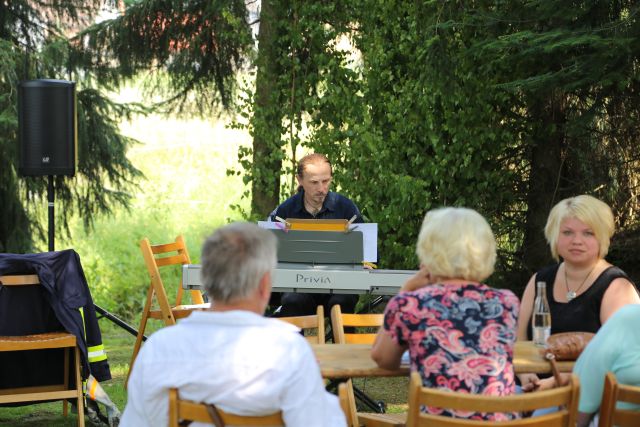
304, 201, 322, 216
564, 263, 597, 301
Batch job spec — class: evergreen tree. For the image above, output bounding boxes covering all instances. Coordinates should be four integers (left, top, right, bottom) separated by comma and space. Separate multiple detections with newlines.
0, 0, 142, 252
75, 0, 252, 114
0, 0, 253, 252
475, 0, 640, 279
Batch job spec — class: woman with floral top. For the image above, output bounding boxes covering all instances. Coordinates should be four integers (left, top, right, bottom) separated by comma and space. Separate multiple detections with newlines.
371, 207, 520, 421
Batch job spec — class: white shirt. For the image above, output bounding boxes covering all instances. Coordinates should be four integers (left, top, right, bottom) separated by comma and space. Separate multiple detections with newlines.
121, 310, 346, 427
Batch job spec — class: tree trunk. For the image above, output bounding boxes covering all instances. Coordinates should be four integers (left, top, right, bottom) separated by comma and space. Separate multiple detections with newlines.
251, 0, 283, 217
521, 93, 567, 274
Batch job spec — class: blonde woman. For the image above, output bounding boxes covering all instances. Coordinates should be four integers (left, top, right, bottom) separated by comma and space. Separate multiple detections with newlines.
372, 207, 520, 421
518, 195, 640, 392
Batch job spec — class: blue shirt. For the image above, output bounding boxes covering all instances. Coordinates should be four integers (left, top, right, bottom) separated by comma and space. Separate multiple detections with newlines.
269, 190, 363, 223
573, 304, 640, 414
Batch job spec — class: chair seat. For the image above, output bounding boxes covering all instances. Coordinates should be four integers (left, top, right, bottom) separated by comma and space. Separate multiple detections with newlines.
0, 332, 83, 419
0, 385, 79, 404
173, 303, 211, 311
148, 303, 210, 320
0, 332, 76, 351
0, 274, 85, 426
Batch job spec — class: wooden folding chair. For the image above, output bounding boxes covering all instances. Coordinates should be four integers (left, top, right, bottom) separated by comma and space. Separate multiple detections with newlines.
127, 235, 209, 384
331, 304, 406, 427
331, 304, 383, 344
168, 388, 284, 426
406, 371, 580, 426
0, 274, 85, 427
339, 380, 401, 427
598, 371, 640, 427
278, 305, 326, 344
339, 381, 359, 427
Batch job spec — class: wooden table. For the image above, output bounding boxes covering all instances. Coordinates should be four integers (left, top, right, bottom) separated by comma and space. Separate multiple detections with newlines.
514, 341, 574, 374
312, 341, 574, 379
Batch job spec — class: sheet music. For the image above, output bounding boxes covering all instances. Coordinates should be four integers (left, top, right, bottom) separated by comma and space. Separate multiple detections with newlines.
348, 223, 377, 263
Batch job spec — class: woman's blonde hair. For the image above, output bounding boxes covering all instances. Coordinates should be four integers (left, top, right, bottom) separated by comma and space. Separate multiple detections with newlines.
416, 207, 496, 282
544, 195, 614, 261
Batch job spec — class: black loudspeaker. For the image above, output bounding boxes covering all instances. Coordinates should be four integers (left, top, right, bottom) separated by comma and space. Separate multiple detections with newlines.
18, 79, 77, 176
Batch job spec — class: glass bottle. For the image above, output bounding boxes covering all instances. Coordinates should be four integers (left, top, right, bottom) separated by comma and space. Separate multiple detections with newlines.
532, 281, 551, 346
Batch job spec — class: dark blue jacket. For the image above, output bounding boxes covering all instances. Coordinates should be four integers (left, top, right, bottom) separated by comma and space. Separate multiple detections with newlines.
269, 190, 363, 223
0, 250, 111, 383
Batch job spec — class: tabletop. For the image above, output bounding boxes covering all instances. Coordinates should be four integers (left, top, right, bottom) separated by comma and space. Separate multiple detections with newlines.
312, 341, 574, 379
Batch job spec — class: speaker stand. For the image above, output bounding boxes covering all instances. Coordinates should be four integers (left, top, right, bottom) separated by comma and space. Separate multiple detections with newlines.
45, 175, 140, 338
48, 175, 55, 251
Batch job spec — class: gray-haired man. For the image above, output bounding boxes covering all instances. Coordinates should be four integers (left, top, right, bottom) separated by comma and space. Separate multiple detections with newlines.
122, 222, 346, 427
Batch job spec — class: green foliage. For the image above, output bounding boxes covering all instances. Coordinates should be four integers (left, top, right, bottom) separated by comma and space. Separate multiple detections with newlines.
306, 1, 525, 272
0, 39, 33, 252
63, 113, 249, 320
234, 0, 525, 271
0, 1, 144, 252
1, 0, 254, 252
236, 0, 640, 291
74, 0, 253, 114
231, 0, 359, 218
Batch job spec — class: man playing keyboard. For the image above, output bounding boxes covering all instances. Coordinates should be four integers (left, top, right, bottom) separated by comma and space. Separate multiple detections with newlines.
269, 153, 363, 318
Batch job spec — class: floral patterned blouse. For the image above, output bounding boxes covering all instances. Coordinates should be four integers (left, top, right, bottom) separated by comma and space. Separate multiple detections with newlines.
383, 282, 520, 421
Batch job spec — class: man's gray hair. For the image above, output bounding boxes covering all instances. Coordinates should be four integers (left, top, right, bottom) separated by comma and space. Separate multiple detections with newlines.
200, 222, 277, 303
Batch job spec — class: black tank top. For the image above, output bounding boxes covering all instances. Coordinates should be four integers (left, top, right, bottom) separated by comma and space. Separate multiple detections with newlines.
526, 264, 635, 338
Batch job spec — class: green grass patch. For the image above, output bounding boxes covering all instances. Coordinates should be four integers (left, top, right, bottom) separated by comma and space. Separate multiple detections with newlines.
57, 114, 250, 321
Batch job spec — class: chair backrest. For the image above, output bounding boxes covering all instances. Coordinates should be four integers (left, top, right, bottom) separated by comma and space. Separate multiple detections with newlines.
140, 235, 204, 310
330, 304, 383, 344
0, 273, 62, 335
406, 371, 580, 426
0, 274, 40, 286
277, 305, 325, 344
598, 371, 640, 427
168, 388, 284, 426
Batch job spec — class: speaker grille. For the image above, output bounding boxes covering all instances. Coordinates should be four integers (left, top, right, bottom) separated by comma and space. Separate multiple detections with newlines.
18, 79, 77, 176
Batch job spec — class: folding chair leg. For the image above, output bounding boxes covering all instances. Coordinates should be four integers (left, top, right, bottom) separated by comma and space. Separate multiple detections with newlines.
176, 285, 185, 307
126, 284, 154, 388
63, 347, 70, 416
169, 389, 179, 426
189, 289, 205, 305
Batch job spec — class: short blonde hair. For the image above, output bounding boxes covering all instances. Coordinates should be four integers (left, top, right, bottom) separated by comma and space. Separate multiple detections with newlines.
544, 195, 614, 261
416, 207, 496, 282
